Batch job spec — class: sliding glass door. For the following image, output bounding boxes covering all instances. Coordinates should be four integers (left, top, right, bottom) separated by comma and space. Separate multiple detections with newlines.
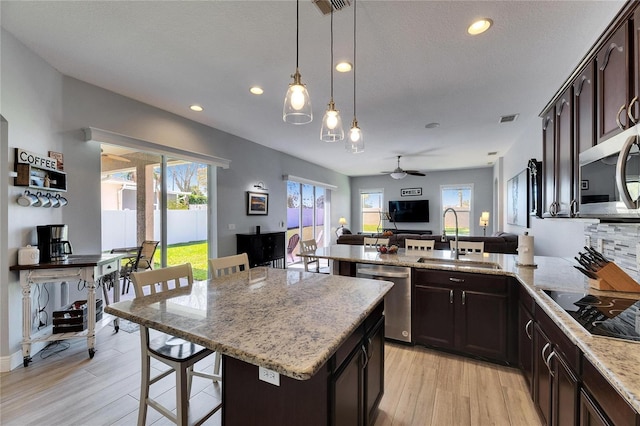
101, 145, 210, 280
286, 181, 328, 266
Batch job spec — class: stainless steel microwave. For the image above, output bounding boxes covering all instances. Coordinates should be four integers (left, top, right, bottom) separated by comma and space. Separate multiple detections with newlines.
579, 126, 640, 220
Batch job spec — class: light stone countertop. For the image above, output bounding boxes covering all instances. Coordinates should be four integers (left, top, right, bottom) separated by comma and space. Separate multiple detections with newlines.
104, 267, 393, 380
306, 245, 640, 413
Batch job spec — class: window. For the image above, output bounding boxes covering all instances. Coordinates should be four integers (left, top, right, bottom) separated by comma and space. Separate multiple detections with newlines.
360, 189, 384, 233
441, 184, 473, 236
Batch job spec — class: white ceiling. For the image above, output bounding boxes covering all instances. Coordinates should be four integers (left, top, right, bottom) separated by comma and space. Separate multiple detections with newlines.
1, 1, 626, 177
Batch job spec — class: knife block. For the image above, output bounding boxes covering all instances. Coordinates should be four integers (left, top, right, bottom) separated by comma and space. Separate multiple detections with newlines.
589, 262, 640, 293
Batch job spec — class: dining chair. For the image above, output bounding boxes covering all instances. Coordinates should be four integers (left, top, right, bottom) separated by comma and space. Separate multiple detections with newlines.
451, 240, 485, 254
131, 263, 221, 426
300, 239, 319, 272
363, 237, 390, 247
209, 253, 249, 278
286, 233, 301, 263
405, 239, 435, 251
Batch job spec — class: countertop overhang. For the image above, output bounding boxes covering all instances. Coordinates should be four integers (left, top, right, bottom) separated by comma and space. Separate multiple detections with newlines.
104, 268, 393, 380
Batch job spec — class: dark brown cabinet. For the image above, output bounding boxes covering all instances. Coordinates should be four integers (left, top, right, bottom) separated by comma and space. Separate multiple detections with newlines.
518, 286, 534, 393
574, 60, 597, 155
532, 305, 580, 426
333, 306, 385, 426
596, 21, 632, 143
413, 269, 514, 363
236, 231, 285, 268
580, 390, 610, 426
543, 87, 576, 217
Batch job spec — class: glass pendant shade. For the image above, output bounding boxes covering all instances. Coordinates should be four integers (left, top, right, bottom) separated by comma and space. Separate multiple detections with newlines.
346, 119, 364, 153
283, 69, 312, 124
320, 100, 344, 142
390, 171, 407, 180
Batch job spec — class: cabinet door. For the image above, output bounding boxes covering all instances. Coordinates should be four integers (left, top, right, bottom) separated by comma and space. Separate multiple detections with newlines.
413, 285, 455, 349
518, 303, 534, 393
364, 318, 385, 425
542, 107, 557, 216
597, 22, 630, 142
457, 289, 508, 361
580, 390, 611, 426
555, 89, 575, 216
574, 60, 596, 154
533, 324, 552, 425
631, 8, 640, 123
333, 347, 363, 426
551, 353, 579, 426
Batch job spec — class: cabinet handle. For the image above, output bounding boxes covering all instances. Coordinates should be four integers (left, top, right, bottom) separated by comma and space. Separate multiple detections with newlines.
545, 350, 557, 377
449, 277, 465, 283
361, 344, 369, 370
541, 342, 551, 363
569, 199, 577, 217
525, 319, 533, 340
449, 289, 454, 304
461, 291, 466, 305
548, 202, 558, 217
616, 104, 627, 131
628, 96, 638, 124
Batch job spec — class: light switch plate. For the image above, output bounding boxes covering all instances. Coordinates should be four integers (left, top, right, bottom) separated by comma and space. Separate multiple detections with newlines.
258, 366, 280, 386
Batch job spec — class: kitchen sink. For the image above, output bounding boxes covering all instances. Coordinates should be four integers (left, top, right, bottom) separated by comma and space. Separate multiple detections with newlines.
417, 257, 502, 270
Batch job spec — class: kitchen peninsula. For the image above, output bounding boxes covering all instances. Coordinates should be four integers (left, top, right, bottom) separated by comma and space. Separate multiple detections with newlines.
303, 245, 640, 424
104, 267, 393, 425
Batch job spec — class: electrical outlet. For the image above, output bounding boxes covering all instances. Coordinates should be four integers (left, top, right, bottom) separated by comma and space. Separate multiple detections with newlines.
597, 238, 604, 253
228, 224, 236, 230
585, 235, 591, 247
258, 366, 280, 386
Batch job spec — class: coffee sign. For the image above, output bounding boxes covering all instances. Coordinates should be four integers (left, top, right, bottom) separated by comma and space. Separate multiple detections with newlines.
16, 148, 58, 171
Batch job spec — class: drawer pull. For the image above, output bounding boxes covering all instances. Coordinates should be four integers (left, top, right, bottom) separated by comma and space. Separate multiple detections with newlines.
525, 319, 533, 340
449, 290, 454, 304
449, 277, 464, 283
461, 290, 466, 305
616, 103, 627, 130
545, 350, 557, 377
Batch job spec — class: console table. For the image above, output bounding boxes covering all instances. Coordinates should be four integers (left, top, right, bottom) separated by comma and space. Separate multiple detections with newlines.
10, 253, 124, 366
237, 231, 285, 268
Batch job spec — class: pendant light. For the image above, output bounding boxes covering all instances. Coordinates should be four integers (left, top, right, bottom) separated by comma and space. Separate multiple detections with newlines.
320, 6, 344, 142
346, 0, 364, 153
283, 0, 312, 125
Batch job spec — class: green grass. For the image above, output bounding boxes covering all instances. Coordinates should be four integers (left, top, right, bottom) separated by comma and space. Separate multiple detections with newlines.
156, 241, 209, 280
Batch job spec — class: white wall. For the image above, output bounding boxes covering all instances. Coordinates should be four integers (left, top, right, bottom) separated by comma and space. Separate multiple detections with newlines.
1, 30, 350, 369
350, 168, 494, 236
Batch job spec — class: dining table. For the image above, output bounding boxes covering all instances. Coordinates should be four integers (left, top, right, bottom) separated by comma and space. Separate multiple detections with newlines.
104, 266, 393, 425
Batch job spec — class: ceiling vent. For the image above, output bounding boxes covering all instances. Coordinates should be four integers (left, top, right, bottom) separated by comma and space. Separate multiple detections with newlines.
499, 114, 519, 124
313, 0, 351, 15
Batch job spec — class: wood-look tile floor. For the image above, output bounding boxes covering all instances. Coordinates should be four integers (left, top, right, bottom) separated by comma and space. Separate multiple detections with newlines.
0, 322, 541, 425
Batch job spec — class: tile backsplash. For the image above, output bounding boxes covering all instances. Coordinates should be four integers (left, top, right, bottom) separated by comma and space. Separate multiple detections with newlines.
584, 223, 640, 282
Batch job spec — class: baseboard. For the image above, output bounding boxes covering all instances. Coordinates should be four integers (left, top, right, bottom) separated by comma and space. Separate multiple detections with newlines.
0, 341, 48, 372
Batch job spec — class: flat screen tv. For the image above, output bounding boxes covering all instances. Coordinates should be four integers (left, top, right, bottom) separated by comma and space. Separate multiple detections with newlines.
388, 200, 429, 222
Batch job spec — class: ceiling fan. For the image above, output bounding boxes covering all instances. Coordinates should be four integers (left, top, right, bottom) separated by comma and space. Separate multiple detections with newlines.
381, 156, 425, 179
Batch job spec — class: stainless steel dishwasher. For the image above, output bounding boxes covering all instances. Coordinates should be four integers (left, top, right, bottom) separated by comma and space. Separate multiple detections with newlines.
356, 263, 411, 343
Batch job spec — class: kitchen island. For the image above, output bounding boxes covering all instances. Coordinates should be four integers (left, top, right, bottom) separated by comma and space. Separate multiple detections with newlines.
104, 267, 393, 425
302, 245, 640, 421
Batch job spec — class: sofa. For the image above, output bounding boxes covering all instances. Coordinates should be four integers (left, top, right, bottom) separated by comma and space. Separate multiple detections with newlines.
337, 231, 518, 254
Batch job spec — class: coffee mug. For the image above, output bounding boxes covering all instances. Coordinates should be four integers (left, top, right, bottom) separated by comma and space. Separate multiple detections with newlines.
35, 192, 50, 208
48, 193, 60, 208
17, 190, 38, 207
55, 194, 68, 207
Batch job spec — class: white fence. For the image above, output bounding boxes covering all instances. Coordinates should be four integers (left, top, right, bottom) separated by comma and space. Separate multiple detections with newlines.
101, 209, 207, 251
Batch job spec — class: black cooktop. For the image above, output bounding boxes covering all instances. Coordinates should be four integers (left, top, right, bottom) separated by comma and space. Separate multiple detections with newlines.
543, 290, 640, 342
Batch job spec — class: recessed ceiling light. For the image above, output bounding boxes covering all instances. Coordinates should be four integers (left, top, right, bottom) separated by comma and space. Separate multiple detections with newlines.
250, 86, 264, 95
468, 18, 492, 35
190, 105, 203, 112
336, 62, 353, 73
425, 122, 440, 129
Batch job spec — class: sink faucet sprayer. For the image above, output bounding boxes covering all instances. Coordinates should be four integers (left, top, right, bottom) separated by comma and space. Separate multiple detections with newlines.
442, 208, 459, 259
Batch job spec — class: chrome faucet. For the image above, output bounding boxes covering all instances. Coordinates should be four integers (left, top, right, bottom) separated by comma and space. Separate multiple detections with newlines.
442, 207, 459, 259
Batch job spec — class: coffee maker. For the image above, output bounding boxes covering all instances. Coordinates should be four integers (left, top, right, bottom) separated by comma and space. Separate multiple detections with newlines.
37, 224, 73, 263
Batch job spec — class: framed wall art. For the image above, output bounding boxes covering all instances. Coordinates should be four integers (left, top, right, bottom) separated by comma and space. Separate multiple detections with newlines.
247, 191, 268, 215
507, 169, 529, 227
